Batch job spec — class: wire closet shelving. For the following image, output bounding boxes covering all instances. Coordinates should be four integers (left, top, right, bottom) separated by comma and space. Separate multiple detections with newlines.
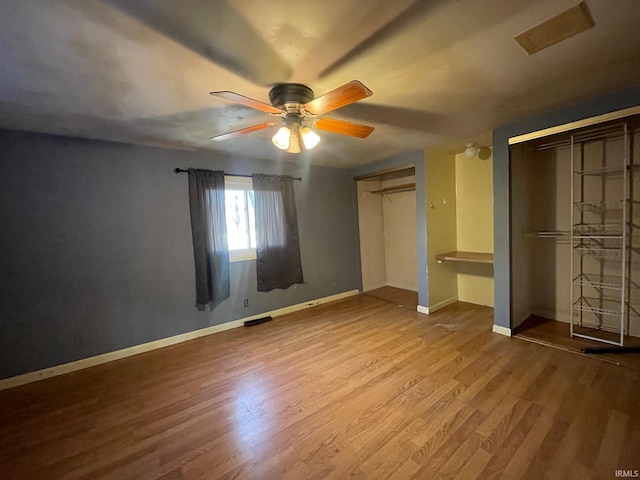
569, 123, 634, 346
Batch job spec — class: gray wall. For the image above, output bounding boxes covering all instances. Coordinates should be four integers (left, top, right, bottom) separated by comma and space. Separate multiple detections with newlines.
493, 86, 640, 329
350, 150, 427, 307
0, 130, 359, 379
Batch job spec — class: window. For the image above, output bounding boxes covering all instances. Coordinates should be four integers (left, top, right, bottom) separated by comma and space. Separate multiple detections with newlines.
225, 176, 256, 262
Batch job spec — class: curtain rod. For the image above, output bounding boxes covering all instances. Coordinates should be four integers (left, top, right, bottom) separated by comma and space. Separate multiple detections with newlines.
174, 168, 302, 181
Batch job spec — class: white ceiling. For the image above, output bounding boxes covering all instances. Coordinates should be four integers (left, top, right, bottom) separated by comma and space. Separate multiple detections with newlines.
0, 0, 639, 168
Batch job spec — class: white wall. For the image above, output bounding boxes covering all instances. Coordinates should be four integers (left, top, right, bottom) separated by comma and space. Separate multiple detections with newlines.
455, 151, 494, 307
357, 178, 387, 291
530, 147, 572, 323
424, 149, 496, 310
510, 144, 573, 327
357, 171, 418, 293
425, 151, 458, 309
383, 175, 418, 291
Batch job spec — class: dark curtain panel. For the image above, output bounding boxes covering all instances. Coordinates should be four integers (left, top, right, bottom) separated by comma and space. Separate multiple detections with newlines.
187, 169, 230, 306
252, 174, 304, 292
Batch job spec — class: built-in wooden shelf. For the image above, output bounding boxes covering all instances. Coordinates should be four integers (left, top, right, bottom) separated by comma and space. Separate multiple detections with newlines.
435, 251, 494, 264
369, 182, 416, 194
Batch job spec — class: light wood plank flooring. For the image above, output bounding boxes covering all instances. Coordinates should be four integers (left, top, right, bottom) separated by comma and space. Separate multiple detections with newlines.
515, 315, 640, 370
1, 295, 639, 479
364, 286, 418, 309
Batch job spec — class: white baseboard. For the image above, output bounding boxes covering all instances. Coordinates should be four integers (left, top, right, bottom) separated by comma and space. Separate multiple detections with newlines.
385, 282, 419, 293
362, 283, 387, 292
0, 289, 360, 391
417, 297, 458, 315
364, 283, 418, 293
430, 297, 458, 313
492, 324, 512, 337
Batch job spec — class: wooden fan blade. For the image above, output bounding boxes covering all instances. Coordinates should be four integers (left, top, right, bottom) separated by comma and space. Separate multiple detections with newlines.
314, 117, 374, 138
210, 122, 279, 141
303, 80, 372, 115
209, 91, 283, 114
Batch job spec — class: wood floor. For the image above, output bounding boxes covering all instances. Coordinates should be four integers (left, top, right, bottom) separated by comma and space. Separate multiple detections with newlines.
364, 286, 419, 309
515, 315, 640, 370
1, 294, 639, 479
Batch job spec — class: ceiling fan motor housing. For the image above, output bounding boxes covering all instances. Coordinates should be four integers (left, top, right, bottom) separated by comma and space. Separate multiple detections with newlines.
269, 83, 314, 111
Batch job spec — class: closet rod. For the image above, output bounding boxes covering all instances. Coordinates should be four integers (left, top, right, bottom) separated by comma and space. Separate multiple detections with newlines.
536, 132, 625, 151
369, 182, 416, 194
535, 124, 626, 151
174, 168, 301, 181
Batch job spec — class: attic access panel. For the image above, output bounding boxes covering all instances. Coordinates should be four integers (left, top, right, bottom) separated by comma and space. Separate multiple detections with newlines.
514, 2, 595, 55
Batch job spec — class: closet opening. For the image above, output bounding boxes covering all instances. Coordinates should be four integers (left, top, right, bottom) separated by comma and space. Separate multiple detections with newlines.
510, 113, 640, 366
355, 166, 418, 309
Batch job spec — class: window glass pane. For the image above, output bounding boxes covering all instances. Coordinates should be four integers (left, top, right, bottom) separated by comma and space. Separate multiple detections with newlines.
247, 191, 256, 249
225, 190, 250, 250
224, 176, 256, 259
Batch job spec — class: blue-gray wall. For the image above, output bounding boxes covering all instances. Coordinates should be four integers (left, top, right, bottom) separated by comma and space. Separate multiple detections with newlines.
0, 130, 359, 379
493, 86, 640, 329
350, 150, 427, 307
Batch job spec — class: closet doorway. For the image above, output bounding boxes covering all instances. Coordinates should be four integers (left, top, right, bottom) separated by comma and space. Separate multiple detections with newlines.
511, 113, 640, 367
356, 166, 418, 309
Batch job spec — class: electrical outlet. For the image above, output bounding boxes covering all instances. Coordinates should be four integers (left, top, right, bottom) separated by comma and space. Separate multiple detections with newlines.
244, 299, 249, 308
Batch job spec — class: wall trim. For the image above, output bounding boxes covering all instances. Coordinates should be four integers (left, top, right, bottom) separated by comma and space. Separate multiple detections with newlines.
416, 297, 458, 315
492, 324, 512, 337
426, 297, 458, 314
508, 105, 640, 145
353, 163, 415, 181
0, 289, 360, 391
362, 283, 388, 293
457, 297, 495, 308
386, 282, 419, 293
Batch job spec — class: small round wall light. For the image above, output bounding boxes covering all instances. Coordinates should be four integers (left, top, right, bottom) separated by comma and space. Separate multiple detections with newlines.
464, 143, 478, 158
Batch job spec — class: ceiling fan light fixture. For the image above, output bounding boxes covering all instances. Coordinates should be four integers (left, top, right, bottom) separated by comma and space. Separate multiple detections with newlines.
301, 127, 320, 150
273, 122, 319, 153
272, 126, 291, 150
286, 126, 301, 154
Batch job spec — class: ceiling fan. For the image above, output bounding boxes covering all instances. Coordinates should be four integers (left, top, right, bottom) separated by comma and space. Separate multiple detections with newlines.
209, 80, 375, 153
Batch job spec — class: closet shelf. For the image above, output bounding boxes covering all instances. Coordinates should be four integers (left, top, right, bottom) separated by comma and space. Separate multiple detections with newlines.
368, 183, 416, 194
574, 200, 624, 212
573, 223, 624, 236
574, 166, 622, 176
573, 297, 622, 317
575, 273, 624, 290
526, 230, 570, 238
435, 251, 494, 264
574, 165, 638, 177
574, 246, 622, 260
